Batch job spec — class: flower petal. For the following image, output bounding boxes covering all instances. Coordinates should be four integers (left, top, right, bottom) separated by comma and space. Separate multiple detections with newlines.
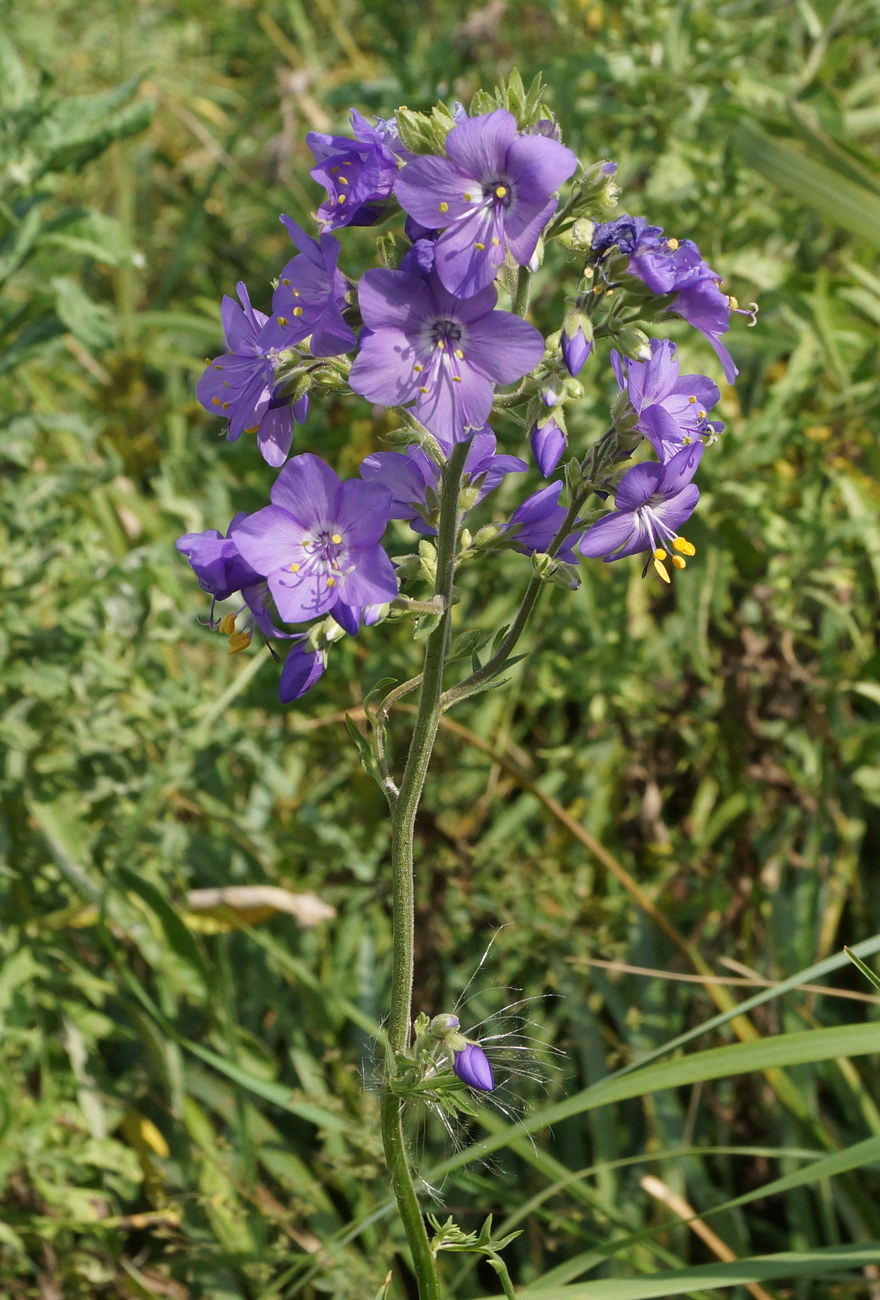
444, 109, 517, 180
340, 545, 399, 606
464, 311, 544, 384
578, 510, 641, 559
233, 505, 303, 575
270, 454, 340, 530
349, 326, 421, 407
336, 478, 394, 546
395, 154, 479, 228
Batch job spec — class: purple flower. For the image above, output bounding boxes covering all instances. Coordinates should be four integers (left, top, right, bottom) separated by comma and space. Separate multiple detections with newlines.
505, 481, 582, 564
307, 110, 406, 230
579, 444, 702, 583
360, 430, 527, 533
530, 416, 566, 477
233, 454, 399, 623
196, 283, 310, 467
176, 515, 279, 641
453, 1043, 494, 1092
395, 109, 577, 298
611, 339, 722, 462
593, 217, 739, 384
262, 215, 356, 359
561, 317, 592, 377
279, 639, 326, 702
350, 265, 544, 441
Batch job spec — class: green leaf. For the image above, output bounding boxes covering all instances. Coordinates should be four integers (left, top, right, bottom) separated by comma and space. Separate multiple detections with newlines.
845, 947, 880, 993
114, 866, 211, 1002
29, 76, 153, 178
52, 275, 114, 350
495, 1242, 880, 1299
733, 121, 880, 245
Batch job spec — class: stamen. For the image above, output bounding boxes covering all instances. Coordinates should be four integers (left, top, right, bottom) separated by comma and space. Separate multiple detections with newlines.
452, 376, 462, 383
474, 242, 485, 250
293, 306, 303, 316
653, 557, 671, 584
214, 364, 222, 371
245, 425, 258, 433
342, 160, 352, 166
653, 547, 667, 562
666, 237, 679, 250
697, 409, 706, 419
218, 612, 237, 635
337, 194, 346, 204
464, 192, 473, 201
414, 363, 423, 372
338, 176, 348, 186
728, 295, 739, 311
688, 395, 697, 404
326, 577, 336, 587
331, 533, 342, 544
420, 385, 429, 393
672, 555, 687, 570
605, 288, 614, 297
282, 278, 291, 285
436, 340, 444, 349
289, 562, 300, 572
277, 316, 289, 326
222, 402, 229, 410
439, 201, 449, 213
212, 396, 221, 405
673, 537, 695, 556
228, 630, 252, 654
495, 185, 507, 198
293, 289, 300, 296
331, 166, 339, 174
455, 349, 464, 359
592, 285, 603, 295
492, 236, 500, 246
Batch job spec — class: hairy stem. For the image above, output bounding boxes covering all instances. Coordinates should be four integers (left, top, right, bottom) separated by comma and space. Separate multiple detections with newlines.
380, 437, 470, 1300
513, 264, 531, 318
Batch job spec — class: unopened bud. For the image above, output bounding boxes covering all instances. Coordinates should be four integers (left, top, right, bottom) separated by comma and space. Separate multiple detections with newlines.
615, 327, 652, 362
453, 1043, 494, 1092
561, 312, 593, 377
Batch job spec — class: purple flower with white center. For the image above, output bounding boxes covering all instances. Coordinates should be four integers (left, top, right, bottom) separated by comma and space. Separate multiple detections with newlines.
530, 416, 566, 477
360, 430, 527, 534
232, 454, 398, 624
395, 108, 577, 299
611, 339, 722, 462
505, 481, 582, 564
307, 110, 406, 230
579, 443, 703, 584
453, 1042, 494, 1092
262, 216, 356, 360
279, 638, 327, 702
593, 217, 739, 384
196, 283, 310, 467
349, 266, 544, 441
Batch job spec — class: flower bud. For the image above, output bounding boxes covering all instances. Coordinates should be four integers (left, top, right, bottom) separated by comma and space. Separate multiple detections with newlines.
561, 312, 593, 377
615, 327, 652, 362
530, 417, 567, 478
453, 1043, 494, 1092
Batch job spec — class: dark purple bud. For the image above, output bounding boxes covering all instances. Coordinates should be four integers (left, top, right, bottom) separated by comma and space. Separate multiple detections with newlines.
453, 1043, 494, 1092
530, 417, 566, 477
279, 641, 326, 702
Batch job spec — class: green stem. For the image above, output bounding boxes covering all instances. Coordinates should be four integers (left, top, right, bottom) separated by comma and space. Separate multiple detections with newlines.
380, 437, 470, 1300
513, 264, 531, 318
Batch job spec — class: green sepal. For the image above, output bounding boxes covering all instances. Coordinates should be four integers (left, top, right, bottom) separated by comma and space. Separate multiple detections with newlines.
344, 712, 384, 787
412, 611, 441, 642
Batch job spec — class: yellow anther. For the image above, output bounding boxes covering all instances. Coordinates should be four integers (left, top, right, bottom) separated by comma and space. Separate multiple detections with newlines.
436, 339, 444, 349
293, 289, 300, 296
212, 396, 221, 405
342, 160, 352, 166
682, 435, 692, 445
414, 363, 423, 372
214, 364, 222, 370
605, 288, 614, 298
453, 375, 462, 383
301, 538, 311, 547
495, 185, 507, 198
673, 536, 696, 556
339, 176, 348, 186
474, 242, 485, 250
666, 237, 679, 250
222, 402, 229, 410
455, 348, 464, 359
688, 394, 697, 403
420, 385, 429, 393
282, 278, 291, 285
218, 612, 237, 635
244, 425, 259, 433
331, 533, 342, 544
293, 306, 303, 316
593, 284, 603, 295
205, 357, 211, 364
439, 201, 449, 213
653, 547, 667, 562
464, 191, 473, 201
698, 409, 707, 419
653, 557, 671, 584
228, 630, 252, 654
289, 562, 300, 573
326, 577, 336, 587
337, 193, 346, 204
331, 165, 339, 174
728, 295, 739, 310
492, 236, 500, 246
223, 381, 230, 388
672, 555, 687, 570
277, 316, 289, 326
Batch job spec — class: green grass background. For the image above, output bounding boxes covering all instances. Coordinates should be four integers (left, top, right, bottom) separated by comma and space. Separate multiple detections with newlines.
2, 0, 880, 1296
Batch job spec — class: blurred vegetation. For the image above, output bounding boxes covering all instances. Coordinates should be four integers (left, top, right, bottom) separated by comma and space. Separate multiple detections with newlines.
2, 0, 880, 1296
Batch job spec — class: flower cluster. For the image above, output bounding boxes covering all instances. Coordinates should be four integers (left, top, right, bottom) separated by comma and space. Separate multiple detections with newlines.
179, 77, 748, 700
